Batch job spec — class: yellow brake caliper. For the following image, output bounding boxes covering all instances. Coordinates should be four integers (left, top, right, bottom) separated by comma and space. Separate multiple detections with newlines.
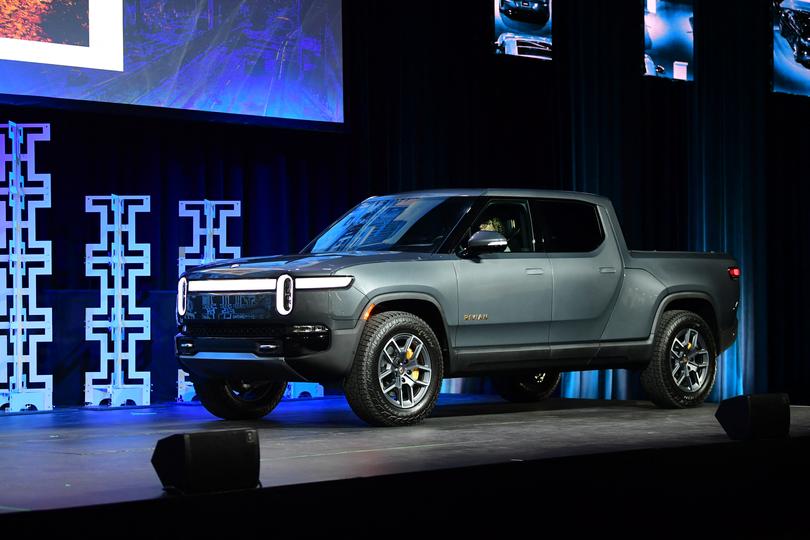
406, 348, 419, 380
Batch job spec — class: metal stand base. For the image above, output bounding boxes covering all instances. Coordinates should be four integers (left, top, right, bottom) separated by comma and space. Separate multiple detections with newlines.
85, 384, 150, 408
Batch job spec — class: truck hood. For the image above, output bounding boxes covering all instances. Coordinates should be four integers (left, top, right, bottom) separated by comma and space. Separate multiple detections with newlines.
185, 252, 431, 280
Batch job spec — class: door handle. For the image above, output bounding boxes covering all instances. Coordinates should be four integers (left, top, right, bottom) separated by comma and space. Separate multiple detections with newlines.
599, 267, 617, 274
525, 268, 545, 275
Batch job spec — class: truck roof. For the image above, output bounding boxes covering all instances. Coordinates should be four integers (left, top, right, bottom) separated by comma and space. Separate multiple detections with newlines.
377, 188, 611, 206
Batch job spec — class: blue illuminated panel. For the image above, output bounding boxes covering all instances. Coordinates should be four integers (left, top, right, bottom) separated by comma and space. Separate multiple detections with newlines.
644, 0, 694, 81
774, 0, 810, 96
0, 0, 343, 123
493, 0, 553, 61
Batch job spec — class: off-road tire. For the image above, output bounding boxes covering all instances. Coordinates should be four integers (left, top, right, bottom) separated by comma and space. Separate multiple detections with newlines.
493, 370, 561, 403
344, 311, 444, 427
194, 376, 287, 420
641, 310, 718, 409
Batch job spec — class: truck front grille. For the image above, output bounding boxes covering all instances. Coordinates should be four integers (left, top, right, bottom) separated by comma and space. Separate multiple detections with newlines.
181, 323, 286, 339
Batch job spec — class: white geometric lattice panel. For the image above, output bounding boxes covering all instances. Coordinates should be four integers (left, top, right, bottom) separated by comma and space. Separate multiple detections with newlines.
177, 199, 241, 402
85, 195, 151, 407
0, 122, 53, 412
178, 200, 241, 276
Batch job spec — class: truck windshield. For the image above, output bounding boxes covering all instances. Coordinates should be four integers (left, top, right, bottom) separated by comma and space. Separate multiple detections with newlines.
305, 196, 472, 253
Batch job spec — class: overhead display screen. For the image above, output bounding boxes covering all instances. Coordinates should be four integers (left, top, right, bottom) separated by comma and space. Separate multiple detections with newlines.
774, 0, 810, 96
493, 0, 552, 61
643, 0, 694, 81
0, 0, 343, 124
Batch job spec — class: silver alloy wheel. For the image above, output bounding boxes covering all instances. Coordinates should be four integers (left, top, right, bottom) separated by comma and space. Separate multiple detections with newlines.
378, 333, 433, 409
669, 328, 710, 393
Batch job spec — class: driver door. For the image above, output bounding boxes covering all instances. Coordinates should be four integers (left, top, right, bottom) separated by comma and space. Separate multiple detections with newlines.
453, 199, 552, 356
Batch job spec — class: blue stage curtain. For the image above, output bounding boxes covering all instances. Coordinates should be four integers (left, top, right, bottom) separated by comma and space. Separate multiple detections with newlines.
561, 0, 770, 401
558, 0, 646, 400
686, 0, 769, 400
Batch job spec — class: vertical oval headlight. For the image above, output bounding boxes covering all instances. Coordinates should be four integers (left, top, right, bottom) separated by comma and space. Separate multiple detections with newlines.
276, 274, 294, 316
177, 277, 188, 317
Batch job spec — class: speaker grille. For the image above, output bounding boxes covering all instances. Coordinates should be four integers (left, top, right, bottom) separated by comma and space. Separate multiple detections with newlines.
152, 429, 260, 494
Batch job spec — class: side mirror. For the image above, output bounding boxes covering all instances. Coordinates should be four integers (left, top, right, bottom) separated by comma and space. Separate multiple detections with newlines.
463, 230, 508, 257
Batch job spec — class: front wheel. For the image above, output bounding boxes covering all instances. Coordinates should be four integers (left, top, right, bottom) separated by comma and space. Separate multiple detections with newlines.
344, 311, 444, 427
194, 376, 287, 420
641, 310, 717, 409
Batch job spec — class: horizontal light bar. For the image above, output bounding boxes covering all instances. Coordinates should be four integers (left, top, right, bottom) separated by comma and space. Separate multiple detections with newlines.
186, 276, 353, 293
295, 276, 354, 289
188, 278, 277, 292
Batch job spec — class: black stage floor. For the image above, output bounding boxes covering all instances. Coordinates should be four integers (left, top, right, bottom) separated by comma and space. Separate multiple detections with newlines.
2, 394, 810, 536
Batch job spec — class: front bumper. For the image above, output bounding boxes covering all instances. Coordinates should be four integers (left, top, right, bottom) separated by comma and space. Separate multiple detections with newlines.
176, 281, 370, 382
176, 323, 365, 383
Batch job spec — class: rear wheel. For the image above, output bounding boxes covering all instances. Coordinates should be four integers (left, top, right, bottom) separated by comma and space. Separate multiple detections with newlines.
641, 310, 717, 409
194, 376, 287, 420
344, 311, 444, 427
493, 370, 561, 403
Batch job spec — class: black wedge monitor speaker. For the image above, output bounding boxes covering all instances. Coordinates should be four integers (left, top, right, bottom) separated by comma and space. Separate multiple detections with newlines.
151, 429, 260, 494
715, 393, 790, 441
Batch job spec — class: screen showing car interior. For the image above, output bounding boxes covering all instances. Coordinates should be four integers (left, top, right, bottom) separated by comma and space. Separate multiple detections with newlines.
0, 0, 343, 123
494, 0, 552, 61
643, 0, 694, 81
774, 0, 810, 96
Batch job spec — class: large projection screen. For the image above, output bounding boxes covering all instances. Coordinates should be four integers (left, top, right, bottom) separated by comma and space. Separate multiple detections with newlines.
0, 0, 343, 124
774, 0, 810, 96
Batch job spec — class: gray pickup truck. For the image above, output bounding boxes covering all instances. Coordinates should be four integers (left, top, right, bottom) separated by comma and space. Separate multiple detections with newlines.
176, 189, 740, 426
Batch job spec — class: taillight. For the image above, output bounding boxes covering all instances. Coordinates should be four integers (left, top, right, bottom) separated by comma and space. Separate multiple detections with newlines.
728, 266, 741, 280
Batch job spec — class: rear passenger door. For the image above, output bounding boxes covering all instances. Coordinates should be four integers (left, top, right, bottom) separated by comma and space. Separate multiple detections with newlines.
531, 199, 623, 350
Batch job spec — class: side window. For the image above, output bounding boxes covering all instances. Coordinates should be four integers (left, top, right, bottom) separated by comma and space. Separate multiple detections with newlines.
468, 200, 534, 253
532, 200, 604, 253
